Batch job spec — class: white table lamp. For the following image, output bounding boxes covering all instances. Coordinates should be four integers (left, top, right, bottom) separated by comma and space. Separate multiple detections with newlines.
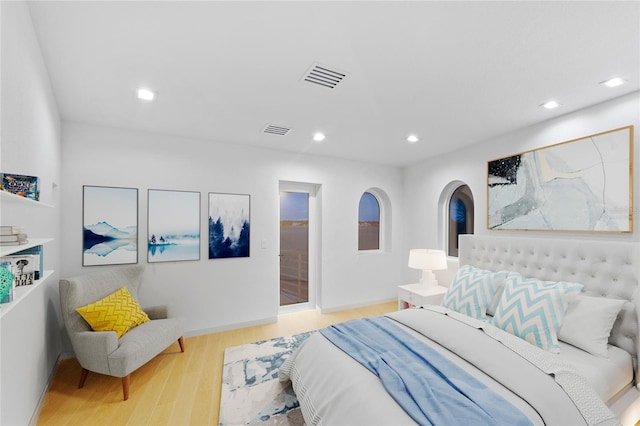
408, 249, 447, 288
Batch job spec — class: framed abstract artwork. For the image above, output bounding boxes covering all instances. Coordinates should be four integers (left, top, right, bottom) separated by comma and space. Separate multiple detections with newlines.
83, 185, 138, 266
208, 192, 250, 259
147, 189, 201, 263
487, 125, 633, 233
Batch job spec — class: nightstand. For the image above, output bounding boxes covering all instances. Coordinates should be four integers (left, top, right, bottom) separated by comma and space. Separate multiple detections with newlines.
398, 284, 448, 310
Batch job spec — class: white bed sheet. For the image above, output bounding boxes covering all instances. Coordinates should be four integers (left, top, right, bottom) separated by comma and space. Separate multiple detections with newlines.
285, 322, 546, 425
558, 341, 633, 404
282, 308, 624, 425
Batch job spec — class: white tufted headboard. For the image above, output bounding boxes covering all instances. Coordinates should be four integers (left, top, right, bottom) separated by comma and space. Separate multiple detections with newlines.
459, 234, 640, 383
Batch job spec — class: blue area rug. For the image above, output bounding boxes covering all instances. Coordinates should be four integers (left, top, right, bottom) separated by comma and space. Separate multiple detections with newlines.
219, 331, 315, 425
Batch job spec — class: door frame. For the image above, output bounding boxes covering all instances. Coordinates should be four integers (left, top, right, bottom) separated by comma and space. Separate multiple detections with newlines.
278, 181, 320, 313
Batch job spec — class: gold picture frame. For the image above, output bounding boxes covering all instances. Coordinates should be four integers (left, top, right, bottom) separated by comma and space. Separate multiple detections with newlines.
487, 125, 634, 233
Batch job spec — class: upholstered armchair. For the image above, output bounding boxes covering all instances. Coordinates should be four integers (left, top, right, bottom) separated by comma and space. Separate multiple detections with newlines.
59, 265, 184, 401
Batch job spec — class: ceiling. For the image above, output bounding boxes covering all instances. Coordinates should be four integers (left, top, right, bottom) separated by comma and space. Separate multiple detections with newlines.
26, 1, 640, 167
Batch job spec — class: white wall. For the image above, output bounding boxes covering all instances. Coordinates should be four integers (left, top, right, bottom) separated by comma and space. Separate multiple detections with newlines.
0, 1, 62, 425
4, 3, 638, 422
60, 122, 405, 335
404, 91, 640, 283
59, 92, 640, 342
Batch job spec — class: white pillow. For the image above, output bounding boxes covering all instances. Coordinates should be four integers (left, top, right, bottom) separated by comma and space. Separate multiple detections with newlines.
557, 294, 625, 357
440, 265, 509, 320
486, 281, 505, 317
490, 272, 583, 353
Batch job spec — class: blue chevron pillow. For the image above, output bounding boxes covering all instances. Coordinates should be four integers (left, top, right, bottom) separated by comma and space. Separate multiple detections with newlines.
440, 265, 509, 319
490, 272, 583, 353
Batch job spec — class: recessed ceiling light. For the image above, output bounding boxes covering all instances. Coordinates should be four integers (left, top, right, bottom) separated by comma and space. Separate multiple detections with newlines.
136, 88, 156, 101
601, 77, 625, 88
313, 132, 326, 142
542, 100, 560, 110
406, 135, 419, 143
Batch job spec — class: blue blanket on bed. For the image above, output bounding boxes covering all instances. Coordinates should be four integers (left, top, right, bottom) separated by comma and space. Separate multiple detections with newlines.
320, 316, 532, 426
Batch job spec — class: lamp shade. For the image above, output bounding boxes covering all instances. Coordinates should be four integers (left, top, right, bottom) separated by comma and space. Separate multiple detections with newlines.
408, 249, 447, 271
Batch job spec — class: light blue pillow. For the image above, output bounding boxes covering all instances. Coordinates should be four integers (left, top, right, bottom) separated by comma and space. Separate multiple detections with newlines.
490, 272, 583, 353
441, 265, 509, 320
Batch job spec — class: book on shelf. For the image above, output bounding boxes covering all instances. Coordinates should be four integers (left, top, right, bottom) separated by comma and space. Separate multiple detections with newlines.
0, 254, 38, 287
0, 239, 29, 246
0, 226, 25, 236
1, 173, 39, 201
0, 234, 27, 243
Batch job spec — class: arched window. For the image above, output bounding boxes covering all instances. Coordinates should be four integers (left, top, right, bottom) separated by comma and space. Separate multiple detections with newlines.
448, 185, 474, 257
358, 192, 380, 251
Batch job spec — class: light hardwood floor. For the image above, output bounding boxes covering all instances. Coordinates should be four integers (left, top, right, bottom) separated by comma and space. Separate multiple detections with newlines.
37, 301, 397, 425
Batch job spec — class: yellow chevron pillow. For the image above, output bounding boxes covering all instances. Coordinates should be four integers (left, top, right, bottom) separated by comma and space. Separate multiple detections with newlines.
76, 286, 149, 338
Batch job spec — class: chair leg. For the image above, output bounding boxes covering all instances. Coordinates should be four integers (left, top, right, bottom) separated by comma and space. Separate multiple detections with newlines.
178, 336, 185, 352
78, 368, 89, 389
122, 375, 131, 401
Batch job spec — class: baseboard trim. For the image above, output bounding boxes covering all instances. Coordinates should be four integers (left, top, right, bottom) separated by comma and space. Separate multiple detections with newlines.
29, 352, 63, 426
59, 351, 75, 360
184, 316, 278, 337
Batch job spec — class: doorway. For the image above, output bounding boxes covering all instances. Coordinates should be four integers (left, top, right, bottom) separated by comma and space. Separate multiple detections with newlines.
279, 182, 317, 311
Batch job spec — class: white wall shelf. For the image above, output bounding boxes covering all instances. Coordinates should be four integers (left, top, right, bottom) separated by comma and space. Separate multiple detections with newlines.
0, 270, 53, 320
0, 238, 53, 258
1, 191, 53, 208
0, 238, 54, 319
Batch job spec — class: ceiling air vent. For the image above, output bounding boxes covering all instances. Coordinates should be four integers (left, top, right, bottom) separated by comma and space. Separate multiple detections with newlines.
263, 124, 292, 136
302, 63, 346, 89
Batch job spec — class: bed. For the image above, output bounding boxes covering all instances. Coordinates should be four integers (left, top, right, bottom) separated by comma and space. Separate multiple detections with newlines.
279, 235, 640, 425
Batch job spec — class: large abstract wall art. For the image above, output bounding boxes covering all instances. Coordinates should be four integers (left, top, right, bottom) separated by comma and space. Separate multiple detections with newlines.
208, 193, 250, 259
148, 189, 201, 263
83, 185, 138, 266
487, 126, 633, 232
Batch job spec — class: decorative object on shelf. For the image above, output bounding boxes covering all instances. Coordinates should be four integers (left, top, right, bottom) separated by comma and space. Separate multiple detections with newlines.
83, 185, 138, 266
147, 189, 201, 263
408, 249, 447, 288
0, 262, 14, 304
0, 239, 52, 319
0, 233, 27, 243
0, 234, 28, 246
0, 255, 36, 287
208, 192, 250, 259
0, 225, 24, 236
0, 173, 39, 201
0, 225, 28, 246
488, 125, 633, 232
